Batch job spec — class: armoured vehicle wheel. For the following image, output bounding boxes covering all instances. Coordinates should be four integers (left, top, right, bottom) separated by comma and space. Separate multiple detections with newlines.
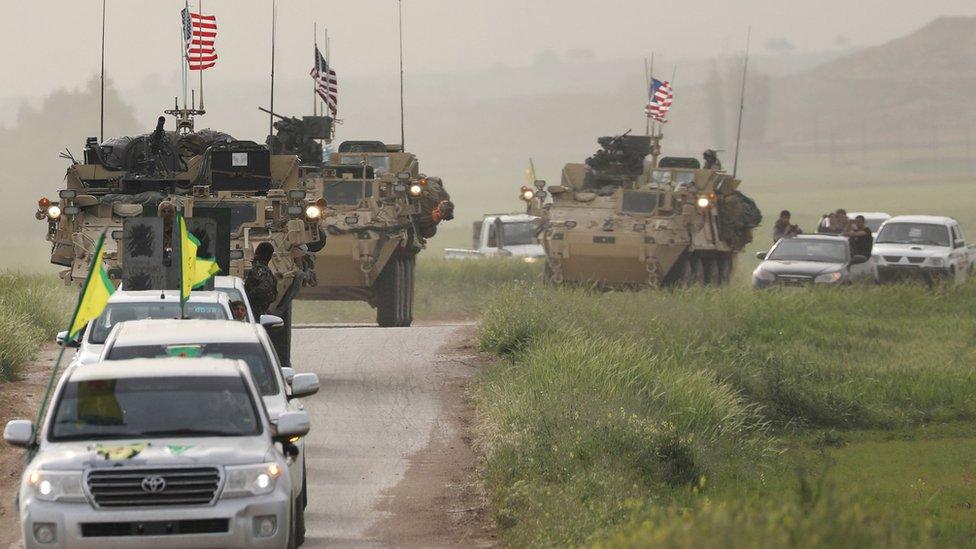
717, 255, 733, 286
691, 254, 706, 285
375, 256, 415, 327
703, 255, 720, 286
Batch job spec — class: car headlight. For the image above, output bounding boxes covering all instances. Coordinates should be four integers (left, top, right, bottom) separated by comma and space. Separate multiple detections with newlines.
753, 268, 775, 282
221, 463, 283, 498
26, 470, 85, 503
926, 257, 945, 267
814, 271, 843, 283
304, 205, 322, 220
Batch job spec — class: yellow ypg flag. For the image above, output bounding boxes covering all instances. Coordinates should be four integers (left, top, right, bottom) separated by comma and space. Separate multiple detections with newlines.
68, 231, 115, 339
525, 158, 537, 186
179, 214, 220, 301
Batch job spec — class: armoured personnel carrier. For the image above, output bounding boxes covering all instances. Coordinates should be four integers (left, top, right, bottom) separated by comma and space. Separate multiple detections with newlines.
36, 114, 324, 361
299, 140, 454, 327
523, 132, 760, 287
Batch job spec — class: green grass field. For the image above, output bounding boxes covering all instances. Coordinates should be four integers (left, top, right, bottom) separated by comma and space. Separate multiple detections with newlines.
0, 271, 72, 380
475, 282, 976, 547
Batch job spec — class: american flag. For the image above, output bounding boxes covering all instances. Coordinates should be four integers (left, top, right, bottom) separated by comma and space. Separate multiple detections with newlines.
311, 46, 338, 116
182, 8, 218, 71
645, 78, 673, 123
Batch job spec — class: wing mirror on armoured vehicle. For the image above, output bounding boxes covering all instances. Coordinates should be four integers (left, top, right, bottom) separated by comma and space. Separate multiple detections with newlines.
273, 411, 311, 442
4, 420, 34, 448
259, 314, 284, 328
56, 330, 79, 348
851, 255, 868, 265
755, 251, 768, 260
289, 373, 320, 399
280, 367, 296, 384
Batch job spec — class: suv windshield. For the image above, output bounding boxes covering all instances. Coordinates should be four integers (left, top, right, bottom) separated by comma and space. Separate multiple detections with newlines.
50, 375, 261, 441
876, 223, 950, 247
500, 222, 535, 246
106, 342, 279, 396
89, 302, 228, 344
768, 239, 849, 263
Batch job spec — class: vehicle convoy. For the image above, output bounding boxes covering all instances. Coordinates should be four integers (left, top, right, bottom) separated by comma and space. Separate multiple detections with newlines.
265, 115, 455, 327
444, 213, 545, 261
36, 113, 325, 362
3, 358, 310, 548
753, 234, 876, 289
55, 290, 233, 367
873, 215, 975, 285
523, 133, 761, 287
99, 319, 319, 545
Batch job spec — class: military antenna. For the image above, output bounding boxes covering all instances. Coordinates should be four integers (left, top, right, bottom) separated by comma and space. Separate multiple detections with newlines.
313, 22, 318, 116
398, 0, 406, 149
732, 27, 751, 179
269, 0, 278, 137
644, 55, 653, 136
99, 0, 106, 142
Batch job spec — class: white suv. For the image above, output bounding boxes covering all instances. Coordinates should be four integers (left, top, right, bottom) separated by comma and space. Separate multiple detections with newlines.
4, 358, 310, 548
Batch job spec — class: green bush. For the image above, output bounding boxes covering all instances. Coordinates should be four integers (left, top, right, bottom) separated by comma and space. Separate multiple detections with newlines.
0, 272, 72, 379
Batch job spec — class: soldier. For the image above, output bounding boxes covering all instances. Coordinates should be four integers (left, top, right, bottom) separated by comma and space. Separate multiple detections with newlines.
245, 242, 279, 318
703, 149, 723, 170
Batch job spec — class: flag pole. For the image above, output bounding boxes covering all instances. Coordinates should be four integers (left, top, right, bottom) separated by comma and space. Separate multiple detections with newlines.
269, 0, 277, 136
182, 0, 189, 109
732, 27, 751, 179
398, 0, 406, 148
99, 0, 106, 142
643, 57, 650, 137
313, 22, 318, 116
198, 0, 205, 110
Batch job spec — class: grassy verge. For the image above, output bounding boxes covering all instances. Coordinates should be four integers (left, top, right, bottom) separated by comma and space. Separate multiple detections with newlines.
294, 257, 543, 323
475, 282, 976, 547
0, 272, 72, 380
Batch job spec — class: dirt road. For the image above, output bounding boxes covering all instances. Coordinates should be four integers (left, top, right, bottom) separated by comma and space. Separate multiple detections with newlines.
0, 324, 495, 548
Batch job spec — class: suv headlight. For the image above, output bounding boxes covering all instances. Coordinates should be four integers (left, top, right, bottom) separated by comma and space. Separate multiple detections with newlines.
221, 463, 283, 498
815, 271, 843, 284
753, 267, 775, 282
926, 257, 945, 267
26, 470, 85, 503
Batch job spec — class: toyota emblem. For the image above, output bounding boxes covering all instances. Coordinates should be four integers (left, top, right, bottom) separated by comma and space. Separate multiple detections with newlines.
140, 475, 167, 494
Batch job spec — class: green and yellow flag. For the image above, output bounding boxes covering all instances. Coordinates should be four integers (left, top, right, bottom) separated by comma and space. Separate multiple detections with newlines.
67, 231, 115, 339
525, 158, 537, 186
178, 214, 220, 303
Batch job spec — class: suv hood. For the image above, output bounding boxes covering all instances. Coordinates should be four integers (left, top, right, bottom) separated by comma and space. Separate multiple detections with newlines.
759, 259, 844, 276
873, 243, 947, 257
35, 436, 274, 470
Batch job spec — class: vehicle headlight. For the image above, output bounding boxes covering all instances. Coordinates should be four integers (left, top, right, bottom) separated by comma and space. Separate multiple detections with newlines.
409, 184, 423, 196
696, 196, 711, 208
304, 205, 322, 220
522, 256, 538, 264
221, 463, 283, 498
46, 205, 62, 220
926, 257, 945, 267
753, 268, 775, 282
26, 470, 85, 502
814, 271, 843, 284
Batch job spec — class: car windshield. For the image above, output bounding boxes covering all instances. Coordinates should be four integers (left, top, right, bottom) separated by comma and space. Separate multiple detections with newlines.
105, 342, 279, 396
768, 239, 849, 263
501, 222, 535, 246
89, 302, 229, 344
876, 223, 950, 247
49, 375, 261, 441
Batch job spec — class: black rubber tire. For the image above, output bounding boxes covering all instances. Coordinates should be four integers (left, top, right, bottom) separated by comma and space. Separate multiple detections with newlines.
703, 254, 719, 286
287, 498, 297, 549
376, 258, 402, 327
717, 254, 733, 286
301, 461, 308, 509
691, 254, 706, 285
403, 255, 415, 327
294, 493, 306, 546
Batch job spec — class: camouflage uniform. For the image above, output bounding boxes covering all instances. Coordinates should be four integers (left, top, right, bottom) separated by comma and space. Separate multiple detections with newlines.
245, 261, 279, 317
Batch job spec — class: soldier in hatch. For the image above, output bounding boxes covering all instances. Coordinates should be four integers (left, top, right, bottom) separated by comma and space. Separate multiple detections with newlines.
245, 242, 279, 317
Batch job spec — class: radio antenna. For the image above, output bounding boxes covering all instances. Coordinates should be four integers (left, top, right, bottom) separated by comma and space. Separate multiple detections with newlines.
268, 0, 277, 136
398, 0, 406, 149
99, 0, 106, 142
732, 27, 751, 179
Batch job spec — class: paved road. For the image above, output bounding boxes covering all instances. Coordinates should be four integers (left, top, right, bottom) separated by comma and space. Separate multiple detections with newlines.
292, 324, 475, 548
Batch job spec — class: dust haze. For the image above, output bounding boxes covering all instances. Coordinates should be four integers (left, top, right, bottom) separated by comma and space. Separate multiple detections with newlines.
2, 1, 975, 261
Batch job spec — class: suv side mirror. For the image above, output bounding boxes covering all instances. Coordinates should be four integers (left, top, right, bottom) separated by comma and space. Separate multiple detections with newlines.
851, 255, 868, 265
280, 367, 296, 384
4, 420, 34, 448
273, 411, 310, 442
56, 331, 79, 348
259, 314, 284, 328
290, 373, 320, 399
755, 251, 767, 260
954, 239, 965, 249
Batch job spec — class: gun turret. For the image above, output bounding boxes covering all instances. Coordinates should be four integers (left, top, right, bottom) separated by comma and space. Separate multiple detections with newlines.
149, 116, 167, 156
258, 107, 296, 122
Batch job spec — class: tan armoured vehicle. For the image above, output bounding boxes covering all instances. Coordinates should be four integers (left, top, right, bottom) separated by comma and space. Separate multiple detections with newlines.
523, 133, 761, 287
36, 114, 324, 361
298, 140, 453, 327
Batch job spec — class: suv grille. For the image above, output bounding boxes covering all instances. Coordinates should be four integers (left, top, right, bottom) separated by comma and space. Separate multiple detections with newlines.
906, 256, 925, 264
883, 256, 903, 262
87, 467, 221, 508
81, 519, 229, 537
776, 275, 812, 286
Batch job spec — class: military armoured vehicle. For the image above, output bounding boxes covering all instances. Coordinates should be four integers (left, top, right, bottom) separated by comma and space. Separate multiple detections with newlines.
36, 113, 324, 361
524, 132, 760, 287
297, 140, 454, 327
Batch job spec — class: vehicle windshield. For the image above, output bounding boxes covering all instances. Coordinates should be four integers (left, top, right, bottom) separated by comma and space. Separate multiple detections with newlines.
323, 180, 369, 206
49, 375, 261, 441
337, 154, 390, 175
876, 223, 950, 247
501, 222, 535, 246
768, 239, 849, 263
88, 302, 228, 344
105, 342, 279, 396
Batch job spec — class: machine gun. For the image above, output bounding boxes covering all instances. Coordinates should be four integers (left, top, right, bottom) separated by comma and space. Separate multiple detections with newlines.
259, 107, 333, 164
585, 130, 651, 180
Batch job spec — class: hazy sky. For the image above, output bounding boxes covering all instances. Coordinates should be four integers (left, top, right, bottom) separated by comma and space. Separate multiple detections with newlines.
3, 0, 975, 101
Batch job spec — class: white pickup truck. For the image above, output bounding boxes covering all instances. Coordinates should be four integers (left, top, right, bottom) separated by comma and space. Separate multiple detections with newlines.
873, 215, 976, 285
444, 213, 545, 262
